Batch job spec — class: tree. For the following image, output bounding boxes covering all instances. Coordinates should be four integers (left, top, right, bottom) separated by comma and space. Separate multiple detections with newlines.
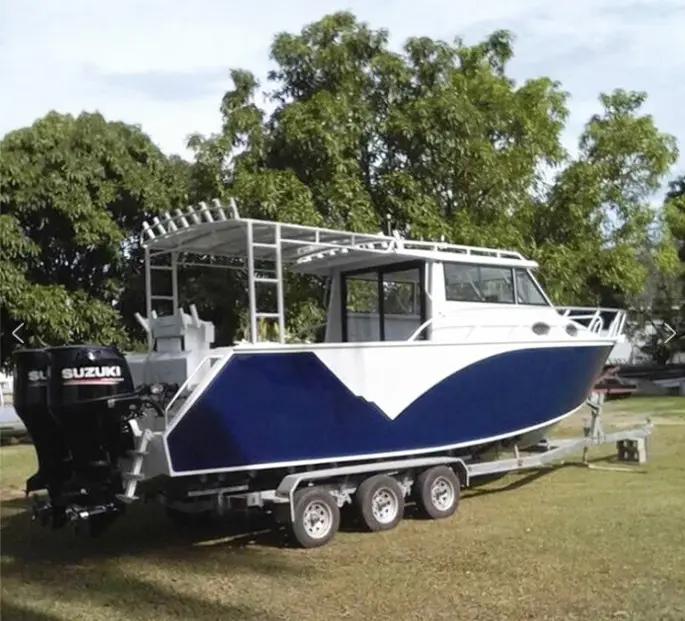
186, 11, 680, 339
533, 89, 680, 305
0, 111, 188, 368
642, 174, 685, 361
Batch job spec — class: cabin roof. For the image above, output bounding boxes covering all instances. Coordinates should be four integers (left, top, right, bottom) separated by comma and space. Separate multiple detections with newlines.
141, 199, 538, 272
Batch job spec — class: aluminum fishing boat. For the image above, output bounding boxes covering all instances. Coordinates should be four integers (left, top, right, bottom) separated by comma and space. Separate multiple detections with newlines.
126, 199, 626, 474
11, 198, 632, 545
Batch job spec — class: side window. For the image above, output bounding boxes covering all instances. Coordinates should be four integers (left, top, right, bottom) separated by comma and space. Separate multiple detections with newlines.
342, 263, 426, 342
478, 266, 515, 303
444, 264, 482, 301
345, 275, 379, 313
382, 269, 419, 315
514, 269, 548, 306
444, 264, 515, 304
344, 273, 380, 343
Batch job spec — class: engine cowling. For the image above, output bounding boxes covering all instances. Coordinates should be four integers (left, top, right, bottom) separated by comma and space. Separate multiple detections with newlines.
12, 343, 144, 533
12, 348, 72, 493
46, 345, 138, 501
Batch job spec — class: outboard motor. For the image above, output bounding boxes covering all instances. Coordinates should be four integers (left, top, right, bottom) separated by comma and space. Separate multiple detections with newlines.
15, 344, 144, 534
12, 349, 72, 496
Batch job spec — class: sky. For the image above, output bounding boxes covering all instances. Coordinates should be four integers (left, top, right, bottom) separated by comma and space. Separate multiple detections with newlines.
2, 0, 685, 192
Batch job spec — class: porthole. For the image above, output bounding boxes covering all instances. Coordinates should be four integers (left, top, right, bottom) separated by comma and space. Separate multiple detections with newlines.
565, 323, 578, 337
532, 322, 550, 336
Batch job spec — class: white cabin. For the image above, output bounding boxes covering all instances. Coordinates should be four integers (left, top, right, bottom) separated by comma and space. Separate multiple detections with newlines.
139, 199, 625, 348
129, 199, 626, 391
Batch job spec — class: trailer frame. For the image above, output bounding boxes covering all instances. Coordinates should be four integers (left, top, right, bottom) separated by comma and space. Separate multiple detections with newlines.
156, 391, 652, 548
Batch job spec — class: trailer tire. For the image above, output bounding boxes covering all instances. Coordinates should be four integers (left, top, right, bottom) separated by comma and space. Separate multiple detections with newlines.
355, 474, 405, 532
291, 487, 340, 549
414, 465, 461, 519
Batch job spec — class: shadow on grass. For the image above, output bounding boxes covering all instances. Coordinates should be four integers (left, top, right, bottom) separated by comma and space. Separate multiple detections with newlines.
0, 601, 64, 621
1, 565, 282, 620
0, 499, 306, 621
463, 467, 557, 498
0, 496, 303, 561
462, 453, 649, 499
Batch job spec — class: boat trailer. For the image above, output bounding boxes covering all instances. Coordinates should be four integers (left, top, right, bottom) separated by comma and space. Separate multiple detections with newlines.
113, 389, 651, 548
13, 336, 652, 548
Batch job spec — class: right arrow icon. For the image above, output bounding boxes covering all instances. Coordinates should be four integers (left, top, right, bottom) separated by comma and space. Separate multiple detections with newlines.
663, 322, 676, 344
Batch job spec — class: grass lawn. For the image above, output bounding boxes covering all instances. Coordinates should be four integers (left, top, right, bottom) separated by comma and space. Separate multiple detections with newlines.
1, 397, 684, 621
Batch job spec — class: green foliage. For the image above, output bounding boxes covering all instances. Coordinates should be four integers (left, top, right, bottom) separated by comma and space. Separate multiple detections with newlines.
1, 13, 683, 356
190, 12, 680, 318
646, 175, 685, 360
0, 111, 187, 368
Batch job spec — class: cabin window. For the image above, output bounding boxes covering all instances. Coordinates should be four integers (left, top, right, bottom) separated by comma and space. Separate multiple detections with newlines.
444, 263, 549, 306
341, 261, 427, 342
382, 269, 421, 316
345, 274, 379, 314
444, 264, 515, 304
514, 269, 548, 306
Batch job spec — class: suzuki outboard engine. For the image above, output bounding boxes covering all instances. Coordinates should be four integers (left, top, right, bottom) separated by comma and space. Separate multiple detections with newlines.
14, 344, 144, 534
12, 349, 72, 496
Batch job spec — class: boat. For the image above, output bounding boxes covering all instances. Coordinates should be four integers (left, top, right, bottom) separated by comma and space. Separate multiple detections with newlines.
592, 366, 639, 401
10, 198, 633, 545
130, 199, 626, 471
0, 371, 27, 440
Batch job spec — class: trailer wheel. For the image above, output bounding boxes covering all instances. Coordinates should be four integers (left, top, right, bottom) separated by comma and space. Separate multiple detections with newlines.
355, 474, 405, 532
291, 487, 340, 549
414, 465, 461, 519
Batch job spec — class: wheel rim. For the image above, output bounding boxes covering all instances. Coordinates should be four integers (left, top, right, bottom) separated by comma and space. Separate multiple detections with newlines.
302, 500, 333, 539
371, 488, 399, 524
431, 476, 455, 511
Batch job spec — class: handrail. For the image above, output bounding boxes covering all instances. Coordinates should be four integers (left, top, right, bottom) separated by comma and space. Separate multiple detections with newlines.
407, 306, 627, 342
408, 315, 569, 342
163, 353, 227, 424
556, 306, 627, 339
407, 315, 441, 342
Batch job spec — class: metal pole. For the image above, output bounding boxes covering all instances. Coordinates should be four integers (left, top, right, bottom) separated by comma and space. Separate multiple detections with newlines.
275, 224, 285, 343
144, 245, 153, 352
246, 221, 257, 343
171, 251, 179, 315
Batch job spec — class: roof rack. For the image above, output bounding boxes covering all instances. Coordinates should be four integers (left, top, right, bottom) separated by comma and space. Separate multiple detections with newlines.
140, 198, 526, 263
140, 198, 532, 346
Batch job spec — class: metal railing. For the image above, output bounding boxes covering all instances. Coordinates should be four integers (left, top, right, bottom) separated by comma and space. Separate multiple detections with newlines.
139, 198, 527, 263
556, 307, 627, 338
406, 313, 558, 343
163, 353, 227, 425
406, 306, 627, 343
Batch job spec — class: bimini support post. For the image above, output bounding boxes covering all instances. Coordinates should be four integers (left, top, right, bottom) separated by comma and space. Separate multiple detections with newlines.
275, 223, 285, 343
144, 244, 153, 352
246, 220, 258, 344
171, 251, 179, 317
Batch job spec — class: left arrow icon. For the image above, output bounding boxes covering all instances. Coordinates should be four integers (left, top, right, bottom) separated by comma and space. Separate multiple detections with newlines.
12, 323, 25, 344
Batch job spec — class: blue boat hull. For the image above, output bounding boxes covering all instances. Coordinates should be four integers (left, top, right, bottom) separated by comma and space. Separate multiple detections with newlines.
166, 343, 612, 474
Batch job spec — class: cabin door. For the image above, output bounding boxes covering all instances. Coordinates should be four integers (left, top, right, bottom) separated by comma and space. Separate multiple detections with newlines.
341, 261, 427, 343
